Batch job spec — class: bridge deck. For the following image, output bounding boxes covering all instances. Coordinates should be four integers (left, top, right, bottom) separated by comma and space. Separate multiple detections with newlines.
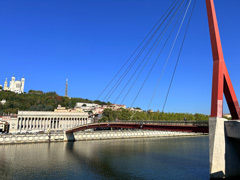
65, 121, 209, 134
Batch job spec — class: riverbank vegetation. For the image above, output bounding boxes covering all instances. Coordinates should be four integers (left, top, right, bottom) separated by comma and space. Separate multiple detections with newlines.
99, 108, 209, 121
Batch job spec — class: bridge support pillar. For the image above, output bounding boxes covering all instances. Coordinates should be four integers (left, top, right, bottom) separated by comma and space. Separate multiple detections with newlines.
209, 117, 240, 179
64, 132, 75, 141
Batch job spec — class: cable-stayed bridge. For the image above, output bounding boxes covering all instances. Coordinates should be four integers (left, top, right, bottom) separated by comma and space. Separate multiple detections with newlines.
66, 0, 240, 178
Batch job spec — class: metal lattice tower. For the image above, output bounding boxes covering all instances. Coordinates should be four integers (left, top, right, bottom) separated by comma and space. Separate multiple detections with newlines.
65, 79, 68, 97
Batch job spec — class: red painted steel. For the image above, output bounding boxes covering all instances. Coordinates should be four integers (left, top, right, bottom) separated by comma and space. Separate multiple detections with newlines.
206, 0, 240, 119
65, 123, 208, 134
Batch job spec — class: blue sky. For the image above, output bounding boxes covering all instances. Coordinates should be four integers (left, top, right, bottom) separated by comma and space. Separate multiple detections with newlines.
1, 0, 240, 115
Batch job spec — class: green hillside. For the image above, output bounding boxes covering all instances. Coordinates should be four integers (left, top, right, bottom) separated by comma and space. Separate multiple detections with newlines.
0, 90, 110, 115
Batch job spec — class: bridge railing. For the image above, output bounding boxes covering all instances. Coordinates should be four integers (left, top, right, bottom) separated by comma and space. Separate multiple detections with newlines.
95, 120, 208, 126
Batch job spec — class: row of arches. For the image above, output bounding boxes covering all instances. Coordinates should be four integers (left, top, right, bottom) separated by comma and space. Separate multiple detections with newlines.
17, 116, 89, 130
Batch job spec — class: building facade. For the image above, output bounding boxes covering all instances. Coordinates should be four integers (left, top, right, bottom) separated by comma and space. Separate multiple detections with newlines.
9, 110, 91, 133
0, 121, 9, 133
4, 76, 25, 94
75, 102, 101, 112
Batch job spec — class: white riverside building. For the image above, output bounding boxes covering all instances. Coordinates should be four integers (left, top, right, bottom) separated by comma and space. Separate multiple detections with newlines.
9, 111, 91, 133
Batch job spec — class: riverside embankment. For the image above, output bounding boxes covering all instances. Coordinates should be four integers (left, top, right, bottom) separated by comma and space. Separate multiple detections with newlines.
0, 130, 206, 144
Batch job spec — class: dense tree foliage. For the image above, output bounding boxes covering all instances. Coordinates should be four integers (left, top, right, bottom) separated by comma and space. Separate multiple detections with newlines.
99, 109, 209, 121
0, 90, 209, 121
0, 90, 111, 115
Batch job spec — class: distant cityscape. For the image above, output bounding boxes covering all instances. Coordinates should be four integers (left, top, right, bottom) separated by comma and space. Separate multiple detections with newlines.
0, 73, 227, 134
0, 75, 143, 134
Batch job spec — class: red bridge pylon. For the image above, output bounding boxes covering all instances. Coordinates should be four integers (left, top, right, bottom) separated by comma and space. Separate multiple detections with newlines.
206, 0, 240, 120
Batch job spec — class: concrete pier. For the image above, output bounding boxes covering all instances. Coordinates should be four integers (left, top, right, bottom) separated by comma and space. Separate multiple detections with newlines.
209, 117, 240, 179
64, 131, 75, 141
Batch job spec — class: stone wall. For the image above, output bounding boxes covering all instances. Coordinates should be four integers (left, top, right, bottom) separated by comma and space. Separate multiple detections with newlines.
73, 130, 200, 141
0, 130, 203, 144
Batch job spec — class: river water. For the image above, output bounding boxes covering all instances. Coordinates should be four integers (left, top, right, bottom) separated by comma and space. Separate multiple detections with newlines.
0, 136, 209, 180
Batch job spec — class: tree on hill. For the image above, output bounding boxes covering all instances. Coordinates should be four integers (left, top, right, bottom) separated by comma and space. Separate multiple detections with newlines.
28, 90, 43, 94
0, 90, 110, 115
99, 108, 209, 122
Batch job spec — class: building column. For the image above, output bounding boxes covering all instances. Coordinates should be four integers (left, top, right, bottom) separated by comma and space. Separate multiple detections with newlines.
33, 118, 35, 129
54, 118, 56, 129
47, 118, 50, 129
34, 118, 37, 129
19, 118, 22, 130
26, 118, 29, 130
18, 118, 21, 130
40, 117, 42, 129
22, 118, 26, 130
57, 118, 59, 129
41, 118, 43, 129
49, 118, 51, 129
36, 118, 38, 129
44, 118, 46, 130
39, 117, 42, 129
28, 118, 31, 129
17, 118, 20, 130
20, 118, 23, 131
42, 117, 45, 130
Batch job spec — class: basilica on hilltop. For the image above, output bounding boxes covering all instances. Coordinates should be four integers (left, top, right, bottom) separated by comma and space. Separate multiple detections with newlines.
3, 76, 25, 94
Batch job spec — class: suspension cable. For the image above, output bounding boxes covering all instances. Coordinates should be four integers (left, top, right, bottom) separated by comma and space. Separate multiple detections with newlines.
121, 0, 188, 105
113, 0, 185, 104
103, 0, 183, 101
131, 0, 192, 108
162, 0, 196, 112
97, 0, 179, 100
148, 0, 194, 110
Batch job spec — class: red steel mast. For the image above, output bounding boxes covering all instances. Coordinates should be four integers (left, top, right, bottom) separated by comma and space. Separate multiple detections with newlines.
206, 0, 240, 119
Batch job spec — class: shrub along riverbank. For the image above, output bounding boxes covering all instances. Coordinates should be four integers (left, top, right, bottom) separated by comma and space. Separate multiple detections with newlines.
99, 108, 209, 121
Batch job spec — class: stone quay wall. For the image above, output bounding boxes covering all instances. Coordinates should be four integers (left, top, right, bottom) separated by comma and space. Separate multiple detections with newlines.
0, 130, 204, 144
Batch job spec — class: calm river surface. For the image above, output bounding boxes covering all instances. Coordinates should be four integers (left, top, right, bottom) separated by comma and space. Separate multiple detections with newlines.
0, 136, 209, 180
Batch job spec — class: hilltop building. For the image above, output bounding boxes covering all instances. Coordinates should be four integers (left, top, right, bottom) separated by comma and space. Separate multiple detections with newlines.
4, 76, 25, 94
75, 102, 127, 114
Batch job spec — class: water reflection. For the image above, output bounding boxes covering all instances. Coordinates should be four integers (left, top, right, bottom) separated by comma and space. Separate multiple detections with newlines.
0, 136, 209, 180
65, 142, 146, 180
